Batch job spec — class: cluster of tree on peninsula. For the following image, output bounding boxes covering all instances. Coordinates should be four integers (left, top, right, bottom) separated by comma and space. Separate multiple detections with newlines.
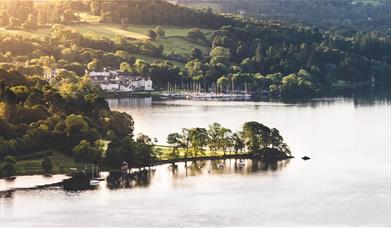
0, 67, 292, 177
166, 122, 291, 162
0, 0, 389, 98
0, 69, 158, 177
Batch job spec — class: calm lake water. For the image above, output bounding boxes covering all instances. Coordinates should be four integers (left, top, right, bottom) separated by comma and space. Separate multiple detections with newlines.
1, 96, 390, 227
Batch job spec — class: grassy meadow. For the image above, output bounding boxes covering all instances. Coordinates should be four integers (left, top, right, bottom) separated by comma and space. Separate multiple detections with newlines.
0, 144, 236, 176
0, 152, 85, 176
155, 145, 233, 160
0, 12, 213, 67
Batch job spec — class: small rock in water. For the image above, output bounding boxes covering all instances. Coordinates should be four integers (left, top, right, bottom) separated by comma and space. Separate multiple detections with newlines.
302, 156, 311, 160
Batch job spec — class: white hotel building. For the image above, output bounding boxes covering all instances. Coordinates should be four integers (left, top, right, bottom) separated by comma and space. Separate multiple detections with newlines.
87, 70, 153, 92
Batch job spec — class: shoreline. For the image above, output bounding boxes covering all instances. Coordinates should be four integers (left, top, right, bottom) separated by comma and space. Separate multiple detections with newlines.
0, 154, 293, 194
101, 88, 391, 102
1, 152, 294, 178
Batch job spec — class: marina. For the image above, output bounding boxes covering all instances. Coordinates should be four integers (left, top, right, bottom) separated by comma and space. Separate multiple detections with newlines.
160, 82, 252, 100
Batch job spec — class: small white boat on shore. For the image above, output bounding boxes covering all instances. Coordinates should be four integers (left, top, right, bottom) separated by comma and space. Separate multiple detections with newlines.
217, 163, 225, 168
160, 91, 252, 100
89, 164, 100, 186
238, 161, 246, 167
89, 179, 100, 186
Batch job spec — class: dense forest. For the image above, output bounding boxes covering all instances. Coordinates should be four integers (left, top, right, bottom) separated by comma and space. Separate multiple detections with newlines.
185, 0, 391, 35
0, 0, 389, 99
0, 0, 241, 29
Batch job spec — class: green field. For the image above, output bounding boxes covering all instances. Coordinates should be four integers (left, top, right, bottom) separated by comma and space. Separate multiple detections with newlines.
155, 145, 231, 160
0, 144, 234, 176
152, 36, 209, 55
131, 53, 186, 68
357, 0, 383, 6
179, 2, 223, 11
0, 13, 213, 67
0, 152, 85, 176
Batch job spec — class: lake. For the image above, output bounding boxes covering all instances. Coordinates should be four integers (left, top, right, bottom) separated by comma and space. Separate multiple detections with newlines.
1, 96, 390, 227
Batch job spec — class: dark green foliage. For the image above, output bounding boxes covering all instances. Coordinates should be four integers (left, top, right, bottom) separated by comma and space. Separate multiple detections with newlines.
0, 69, 153, 171
1, 155, 16, 177
72, 140, 102, 164
104, 137, 156, 169
95, 1, 238, 29
219, 0, 391, 35
167, 121, 290, 159
1, 162, 16, 177
41, 157, 53, 173
188, 28, 206, 42
148, 30, 157, 40
149, 61, 181, 87
15, 150, 53, 160
4, 155, 16, 164
190, 48, 203, 60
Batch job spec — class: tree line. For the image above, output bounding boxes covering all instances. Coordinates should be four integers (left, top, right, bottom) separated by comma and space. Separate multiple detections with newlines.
0, 0, 390, 99
166, 122, 291, 164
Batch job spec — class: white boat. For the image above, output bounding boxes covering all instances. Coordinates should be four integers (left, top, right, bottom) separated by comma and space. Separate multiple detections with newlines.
160, 91, 252, 100
89, 164, 100, 186
238, 160, 246, 166
89, 179, 100, 186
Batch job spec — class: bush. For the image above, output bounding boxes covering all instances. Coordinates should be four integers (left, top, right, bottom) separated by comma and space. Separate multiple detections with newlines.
155, 26, 165, 37
72, 140, 102, 164
15, 150, 53, 160
148, 30, 157, 40
41, 157, 53, 173
1, 162, 16, 177
4, 155, 16, 164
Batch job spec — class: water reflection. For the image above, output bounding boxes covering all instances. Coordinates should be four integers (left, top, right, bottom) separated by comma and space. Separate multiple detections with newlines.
106, 169, 154, 189
104, 159, 290, 190
2, 97, 390, 227
107, 95, 391, 110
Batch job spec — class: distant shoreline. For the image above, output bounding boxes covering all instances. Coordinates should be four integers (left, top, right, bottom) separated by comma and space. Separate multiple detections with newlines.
0, 155, 293, 194
102, 90, 161, 99
101, 86, 391, 101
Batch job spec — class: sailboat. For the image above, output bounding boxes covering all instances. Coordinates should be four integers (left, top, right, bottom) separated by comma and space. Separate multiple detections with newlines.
89, 164, 99, 186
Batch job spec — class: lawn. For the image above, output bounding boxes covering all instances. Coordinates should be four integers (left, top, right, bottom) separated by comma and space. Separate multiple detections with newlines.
179, 2, 223, 11
69, 23, 212, 56
155, 145, 231, 160
152, 36, 209, 56
0, 152, 86, 176
0, 144, 238, 176
130, 53, 186, 68
356, 0, 383, 6
0, 15, 213, 68
73, 23, 151, 40
0, 27, 51, 37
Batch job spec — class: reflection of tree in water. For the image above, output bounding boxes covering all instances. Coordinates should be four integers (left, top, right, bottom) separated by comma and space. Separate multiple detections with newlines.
353, 95, 391, 107
61, 159, 290, 191
187, 160, 206, 176
106, 169, 155, 190
176, 159, 291, 178
0, 190, 14, 199
253, 159, 290, 172
214, 159, 290, 174
63, 173, 94, 191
